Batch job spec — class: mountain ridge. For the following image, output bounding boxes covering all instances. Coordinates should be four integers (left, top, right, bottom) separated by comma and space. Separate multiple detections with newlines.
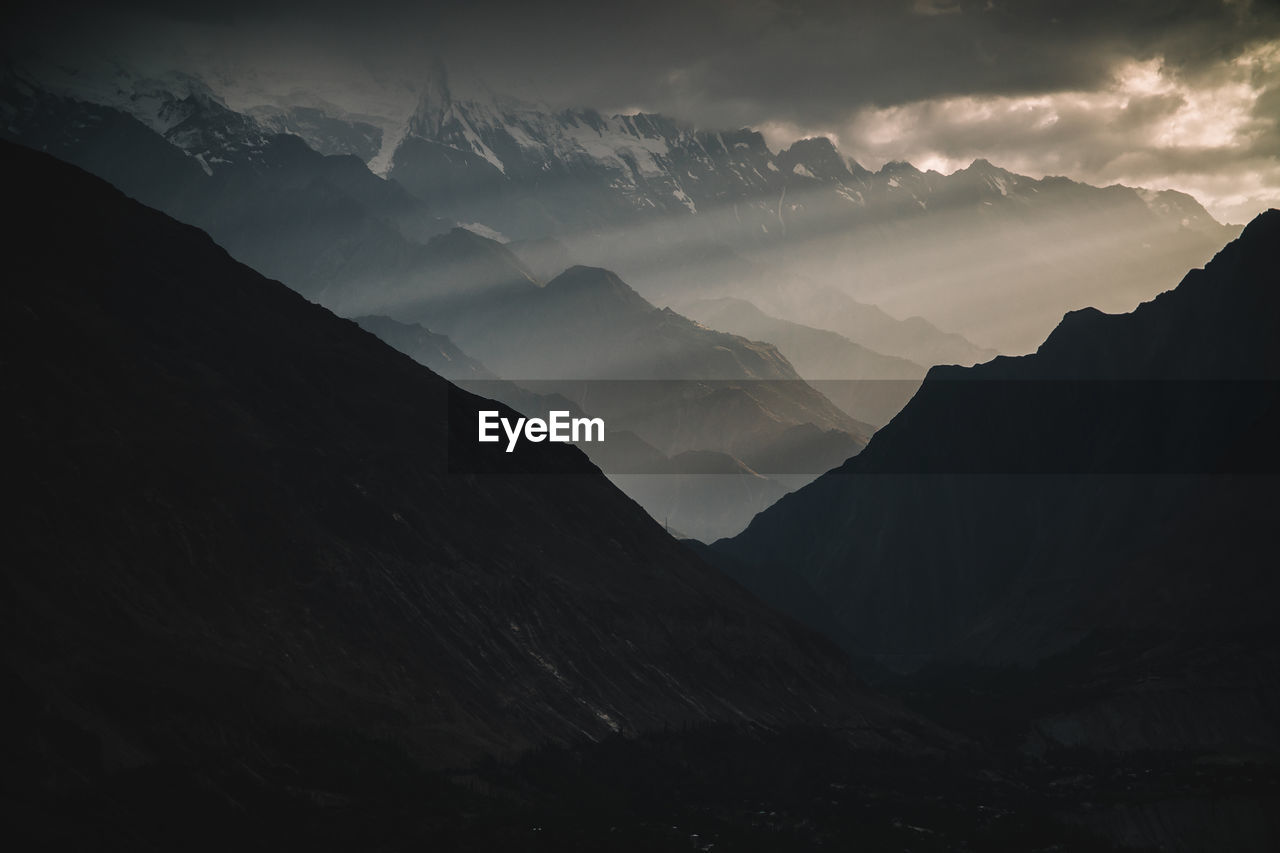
5, 139, 919, 786
713, 210, 1280, 682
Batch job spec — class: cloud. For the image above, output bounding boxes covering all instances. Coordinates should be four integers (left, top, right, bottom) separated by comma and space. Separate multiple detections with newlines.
788, 43, 1280, 221
7, 0, 1279, 219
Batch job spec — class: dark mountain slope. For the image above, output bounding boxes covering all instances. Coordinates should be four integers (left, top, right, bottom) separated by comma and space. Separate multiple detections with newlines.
0, 77, 454, 311
355, 280, 867, 542
352, 314, 496, 380
715, 212, 1280, 690
2, 140, 925, 833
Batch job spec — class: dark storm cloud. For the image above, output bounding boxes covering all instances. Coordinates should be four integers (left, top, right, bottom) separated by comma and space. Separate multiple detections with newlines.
8, 1, 1279, 124
6, 0, 1279, 218
388, 0, 1280, 128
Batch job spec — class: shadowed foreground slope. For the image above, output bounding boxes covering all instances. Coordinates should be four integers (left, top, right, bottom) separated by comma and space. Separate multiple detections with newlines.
713, 211, 1280, 763
1, 141, 923, 844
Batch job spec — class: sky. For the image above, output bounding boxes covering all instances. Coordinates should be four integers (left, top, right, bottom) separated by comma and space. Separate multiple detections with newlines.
7, 0, 1280, 222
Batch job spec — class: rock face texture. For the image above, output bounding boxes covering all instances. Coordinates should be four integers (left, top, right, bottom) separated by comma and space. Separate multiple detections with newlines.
3, 140, 920, 818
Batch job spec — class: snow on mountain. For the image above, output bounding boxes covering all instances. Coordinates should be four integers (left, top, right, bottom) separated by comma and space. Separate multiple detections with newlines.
386, 62, 802, 234
405, 62, 691, 185
15, 57, 218, 137
7, 56, 1235, 357
247, 103, 383, 160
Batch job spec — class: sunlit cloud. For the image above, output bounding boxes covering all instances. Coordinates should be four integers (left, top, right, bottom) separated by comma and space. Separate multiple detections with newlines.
818, 44, 1280, 222
9, 1, 1279, 223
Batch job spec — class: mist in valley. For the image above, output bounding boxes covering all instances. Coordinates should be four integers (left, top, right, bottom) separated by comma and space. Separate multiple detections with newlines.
4, 2, 1280, 849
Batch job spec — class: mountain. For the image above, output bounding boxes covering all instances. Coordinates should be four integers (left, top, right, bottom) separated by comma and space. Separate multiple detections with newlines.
351, 315, 495, 380
359, 264, 874, 539
506, 234, 577, 281
351, 313, 857, 541
712, 212, 1280, 753
382, 67, 1236, 353
763, 156, 1241, 353
346, 312, 807, 541
0, 69, 864, 543
443, 265, 781, 378
680, 296, 927, 426
3, 140, 932, 843
248, 103, 384, 161
608, 456, 791, 545
0, 74, 451, 311
337, 225, 541, 324
426, 264, 873, 461
595, 239, 997, 368
10, 60, 1237, 355
387, 62, 781, 240
753, 280, 1000, 367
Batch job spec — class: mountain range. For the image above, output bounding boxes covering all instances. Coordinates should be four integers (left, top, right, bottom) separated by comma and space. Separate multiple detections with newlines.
11, 59, 1237, 359
711, 209, 1280, 755
5, 52, 1280, 850
353, 292, 871, 541
381, 65, 1237, 353
679, 296, 928, 426
3, 141, 931, 846
0, 73, 875, 539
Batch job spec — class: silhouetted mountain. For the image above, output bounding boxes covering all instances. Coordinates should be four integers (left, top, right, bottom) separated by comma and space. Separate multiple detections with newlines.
610, 461, 790, 544
428, 264, 871, 458
756, 282, 1000, 367
1, 75, 866, 540
681, 296, 927, 425
445, 265, 776, 376
608, 239, 997, 368
0, 75, 451, 312
352, 315, 495, 380
355, 272, 870, 537
738, 423, 867, 482
3, 141, 928, 843
713, 213, 1280, 754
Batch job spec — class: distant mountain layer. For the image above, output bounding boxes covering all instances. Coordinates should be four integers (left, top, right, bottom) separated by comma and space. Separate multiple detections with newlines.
416, 262, 872, 458
4, 141, 918, 826
681, 297, 927, 426
0, 73, 453, 311
353, 315, 495, 380
384, 66, 1236, 353
0, 75, 869, 542
355, 308, 869, 541
8, 62, 1236, 356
